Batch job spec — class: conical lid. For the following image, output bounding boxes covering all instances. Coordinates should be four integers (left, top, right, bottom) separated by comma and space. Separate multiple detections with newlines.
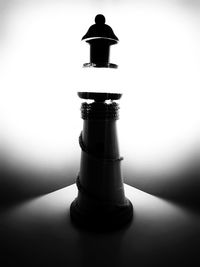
82, 14, 119, 43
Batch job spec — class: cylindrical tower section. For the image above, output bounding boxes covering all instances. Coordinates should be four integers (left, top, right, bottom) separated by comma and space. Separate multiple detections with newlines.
77, 100, 126, 211
70, 93, 133, 231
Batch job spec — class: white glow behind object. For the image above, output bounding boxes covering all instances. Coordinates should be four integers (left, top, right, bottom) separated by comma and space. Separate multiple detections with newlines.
0, 0, 199, 174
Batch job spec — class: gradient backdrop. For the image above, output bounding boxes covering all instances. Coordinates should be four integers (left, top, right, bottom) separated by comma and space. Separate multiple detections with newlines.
0, 0, 200, 208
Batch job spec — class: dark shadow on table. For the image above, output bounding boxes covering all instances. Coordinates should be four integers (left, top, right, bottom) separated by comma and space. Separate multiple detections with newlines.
0, 186, 131, 267
1, 183, 199, 267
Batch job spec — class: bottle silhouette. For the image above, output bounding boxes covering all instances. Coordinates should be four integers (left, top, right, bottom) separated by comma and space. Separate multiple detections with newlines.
70, 15, 133, 231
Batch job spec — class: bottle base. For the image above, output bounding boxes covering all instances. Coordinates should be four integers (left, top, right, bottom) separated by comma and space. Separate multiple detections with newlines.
70, 197, 133, 232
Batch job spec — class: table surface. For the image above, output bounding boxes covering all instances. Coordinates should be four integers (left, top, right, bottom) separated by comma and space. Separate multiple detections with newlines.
1, 184, 199, 267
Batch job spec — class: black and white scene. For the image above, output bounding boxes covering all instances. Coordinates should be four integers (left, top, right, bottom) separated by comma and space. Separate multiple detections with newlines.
0, 0, 200, 266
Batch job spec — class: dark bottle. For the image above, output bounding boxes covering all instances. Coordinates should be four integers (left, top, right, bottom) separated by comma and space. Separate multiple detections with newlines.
70, 15, 133, 231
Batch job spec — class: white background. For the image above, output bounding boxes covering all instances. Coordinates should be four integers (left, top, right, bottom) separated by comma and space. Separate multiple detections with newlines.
0, 0, 200, 178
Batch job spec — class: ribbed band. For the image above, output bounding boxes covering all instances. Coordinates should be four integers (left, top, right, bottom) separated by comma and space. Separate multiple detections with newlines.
81, 102, 120, 120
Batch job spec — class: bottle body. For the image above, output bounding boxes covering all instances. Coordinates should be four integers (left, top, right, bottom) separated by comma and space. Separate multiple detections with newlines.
70, 98, 133, 231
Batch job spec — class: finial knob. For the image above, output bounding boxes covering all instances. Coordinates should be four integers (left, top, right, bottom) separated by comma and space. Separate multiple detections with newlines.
95, 14, 106, 25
